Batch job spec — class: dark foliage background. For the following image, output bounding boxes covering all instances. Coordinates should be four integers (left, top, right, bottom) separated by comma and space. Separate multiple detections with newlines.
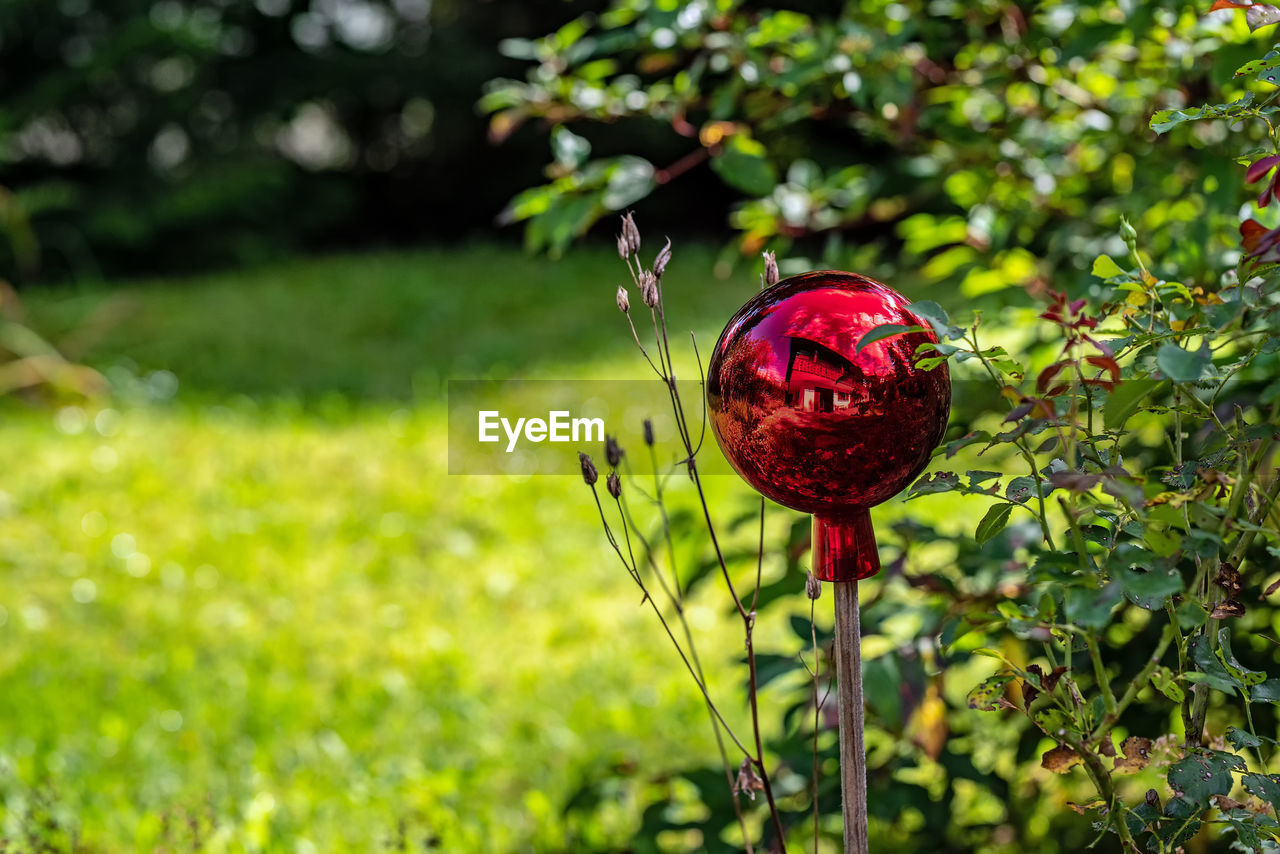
0, 0, 693, 281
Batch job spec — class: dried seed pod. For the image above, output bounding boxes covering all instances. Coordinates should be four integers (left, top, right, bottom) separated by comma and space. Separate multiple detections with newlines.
578, 452, 598, 486
654, 237, 672, 278
639, 270, 659, 307
617, 233, 630, 260
733, 758, 764, 799
642, 418, 654, 447
621, 212, 641, 255
605, 434, 623, 467
616, 285, 629, 314
763, 250, 779, 287
805, 571, 822, 600
606, 471, 621, 498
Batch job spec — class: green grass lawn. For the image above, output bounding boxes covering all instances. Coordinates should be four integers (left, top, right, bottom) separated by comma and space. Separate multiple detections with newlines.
0, 244, 787, 851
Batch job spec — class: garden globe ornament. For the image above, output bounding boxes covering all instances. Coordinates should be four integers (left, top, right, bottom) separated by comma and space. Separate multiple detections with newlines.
707, 270, 951, 853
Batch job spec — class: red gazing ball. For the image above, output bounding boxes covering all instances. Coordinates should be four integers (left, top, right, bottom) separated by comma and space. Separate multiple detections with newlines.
706, 271, 951, 583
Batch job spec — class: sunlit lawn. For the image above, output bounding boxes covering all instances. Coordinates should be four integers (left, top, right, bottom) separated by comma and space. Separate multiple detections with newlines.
0, 244, 786, 851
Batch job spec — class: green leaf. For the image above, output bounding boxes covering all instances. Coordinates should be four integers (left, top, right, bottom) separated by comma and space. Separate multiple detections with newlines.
855, 323, 923, 352
966, 470, 1002, 489
863, 653, 902, 727
1103, 380, 1165, 431
1188, 635, 1242, 696
975, 503, 1014, 545
1237, 50, 1280, 80
1116, 565, 1182, 610
602, 156, 655, 210
1242, 772, 1280, 813
747, 653, 800, 690
1156, 342, 1211, 382
908, 299, 951, 329
967, 673, 1014, 711
1145, 526, 1183, 558
1091, 255, 1126, 279
970, 647, 1009, 662
1149, 94, 1257, 134
1151, 666, 1186, 703
1218, 627, 1267, 687
1031, 707, 1073, 737
1227, 727, 1263, 750
1253, 678, 1280, 703
1168, 750, 1244, 808
551, 125, 591, 170
710, 135, 777, 196
909, 471, 960, 496
1005, 475, 1044, 504
1064, 583, 1122, 630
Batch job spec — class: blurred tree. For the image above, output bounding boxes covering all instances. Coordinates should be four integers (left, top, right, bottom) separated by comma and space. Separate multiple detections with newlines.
0, 0, 606, 282
484, 0, 1270, 299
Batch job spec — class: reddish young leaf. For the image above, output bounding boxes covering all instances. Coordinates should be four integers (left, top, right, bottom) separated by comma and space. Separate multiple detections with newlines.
1085, 355, 1121, 382
1246, 154, 1280, 184
1037, 361, 1069, 393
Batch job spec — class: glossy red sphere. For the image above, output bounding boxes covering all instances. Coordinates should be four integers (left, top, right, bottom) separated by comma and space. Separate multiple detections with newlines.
707, 271, 951, 582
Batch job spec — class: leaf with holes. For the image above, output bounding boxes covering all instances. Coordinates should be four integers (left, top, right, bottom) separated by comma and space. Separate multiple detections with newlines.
967, 673, 1014, 711
1168, 750, 1243, 807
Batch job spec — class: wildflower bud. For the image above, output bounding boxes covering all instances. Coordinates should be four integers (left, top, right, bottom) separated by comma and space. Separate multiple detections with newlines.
805, 571, 821, 600
733, 758, 764, 799
653, 238, 672, 278
578, 452, 598, 485
616, 232, 630, 260
616, 285, 629, 314
606, 471, 621, 498
621, 212, 641, 255
763, 250, 779, 287
642, 418, 654, 446
605, 434, 623, 467
639, 270, 659, 308
1119, 216, 1138, 246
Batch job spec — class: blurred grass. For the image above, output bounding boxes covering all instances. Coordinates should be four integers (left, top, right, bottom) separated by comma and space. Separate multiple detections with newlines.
0, 244, 781, 851
22, 242, 753, 399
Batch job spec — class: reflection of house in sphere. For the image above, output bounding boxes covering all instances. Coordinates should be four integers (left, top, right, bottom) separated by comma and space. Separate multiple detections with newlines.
707, 270, 951, 582
785, 337, 866, 413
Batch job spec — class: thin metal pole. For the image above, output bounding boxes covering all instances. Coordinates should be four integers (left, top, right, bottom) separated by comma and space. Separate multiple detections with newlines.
834, 580, 868, 854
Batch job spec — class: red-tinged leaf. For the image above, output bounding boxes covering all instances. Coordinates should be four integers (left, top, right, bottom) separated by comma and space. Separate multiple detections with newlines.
1037, 361, 1068, 393
1240, 219, 1280, 262
1049, 471, 1103, 492
1004, 401, 1034, 422
1242, 218, 1269, 246
1085, 355, 1121, 382
1211, 0, 1250, 8
1030, 398, 1056, 419
1246, 154, 1280, 184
